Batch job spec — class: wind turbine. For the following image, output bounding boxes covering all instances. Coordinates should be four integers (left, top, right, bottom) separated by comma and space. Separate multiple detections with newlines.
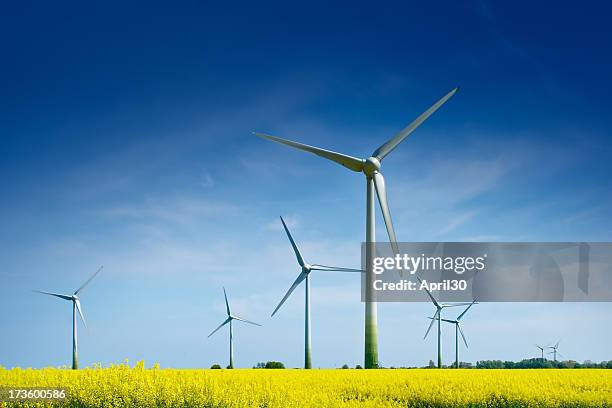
421, 275, 473, 368
208, 287, 261, 369
271, 216, 363, 369
433, 300, 477, 368
33, 266, 103, 369
548, 341, 562, 362
536, 344, 548, 361
255, 88, 458, 368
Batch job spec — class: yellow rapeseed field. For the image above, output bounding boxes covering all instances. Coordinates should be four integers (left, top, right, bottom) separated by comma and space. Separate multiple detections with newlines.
1, 362, 611, 407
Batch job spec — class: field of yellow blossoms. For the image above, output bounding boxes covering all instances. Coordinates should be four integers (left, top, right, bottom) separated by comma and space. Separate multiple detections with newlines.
1, 362, 611, 407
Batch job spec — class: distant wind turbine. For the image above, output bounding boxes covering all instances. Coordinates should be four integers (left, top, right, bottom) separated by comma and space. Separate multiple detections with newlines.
272, 216, 362, 369
208, 287, 261, 369
536, 344, 548, 361
34, 266, 103, 369
548, 341, 562, 362
433, 300, 477, 368
255, 88, 458, 368
420, 275, 473, 368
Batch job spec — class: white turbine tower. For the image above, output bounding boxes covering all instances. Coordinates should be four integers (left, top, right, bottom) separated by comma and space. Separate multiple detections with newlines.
434, 300, 477, 368
271, 216, 363, 369
208, 287, 261, 369
34, 266, 103, 369
255, 88, 458, 368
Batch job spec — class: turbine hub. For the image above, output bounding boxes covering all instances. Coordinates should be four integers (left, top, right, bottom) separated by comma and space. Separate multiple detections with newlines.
363, 157, 381, 176
303, 265, 312, 273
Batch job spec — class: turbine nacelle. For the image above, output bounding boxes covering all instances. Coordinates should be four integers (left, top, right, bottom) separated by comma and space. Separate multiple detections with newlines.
362, 157, 381, 177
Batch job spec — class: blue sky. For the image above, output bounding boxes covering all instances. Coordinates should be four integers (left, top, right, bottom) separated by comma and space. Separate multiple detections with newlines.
1, 1, 611, 368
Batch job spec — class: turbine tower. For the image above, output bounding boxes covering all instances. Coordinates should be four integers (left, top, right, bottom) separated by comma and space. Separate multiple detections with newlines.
435, 300, 477, 368
208, 287, 261, 369
34, 266, 103, 369
548, 341, 562, 362
421, 276, 473, 368
255, 88, 458, 368
271, 216, 363, 369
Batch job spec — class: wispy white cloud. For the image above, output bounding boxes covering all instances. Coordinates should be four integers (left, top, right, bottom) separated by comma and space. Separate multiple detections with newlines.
435, 210, 478, 237
99, 195, 238, 225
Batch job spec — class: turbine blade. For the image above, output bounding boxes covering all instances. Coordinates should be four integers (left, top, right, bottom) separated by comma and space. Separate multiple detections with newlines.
442, 302, 475, 308
32, 290, 72, 301
223, 287, 231, 317
310, 264, 363, 273
458, 323, 468, 348
280, 216, 305, 267
372, 172, 398, 254
232, 316, 262, 326
371, 88, 458, 161
271, 272, 307, 317
74, 265, 103, 295
457, 299, 477, 321
208, 317, 231, 337
424, 310, 439, 339
254, 132, 364, 172
75, 299, 87, 329
416, 276, 440, 308
429, 317, 456, 324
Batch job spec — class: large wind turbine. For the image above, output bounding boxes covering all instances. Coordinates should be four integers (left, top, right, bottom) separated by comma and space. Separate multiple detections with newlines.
208, 287, 261, 369
34, 266, 103, 369
434, 300, 477, 368
271, 216, 362, 369
255, 88, 458, 368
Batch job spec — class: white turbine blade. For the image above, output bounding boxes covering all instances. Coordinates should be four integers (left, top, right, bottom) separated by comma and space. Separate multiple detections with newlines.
442, 302, 475, 308
74, 265, 103, 295
223, 287, 231, 317
371, 88, 458, 161
280, 216, 305, 267
271, 272, 307, 317
423, 310, 439, 339
208, 317, 231, 337
232, 316, 262, 326
75, 299, 87, 329
33, 290, 72, 301
372, 172, 398, 254
253, 132, 365, 172
416, 276, 440, 308
457, 299, 477, 321
310, 264, 363, 273
458, 323, 468, 348
429, 317, 456, 324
